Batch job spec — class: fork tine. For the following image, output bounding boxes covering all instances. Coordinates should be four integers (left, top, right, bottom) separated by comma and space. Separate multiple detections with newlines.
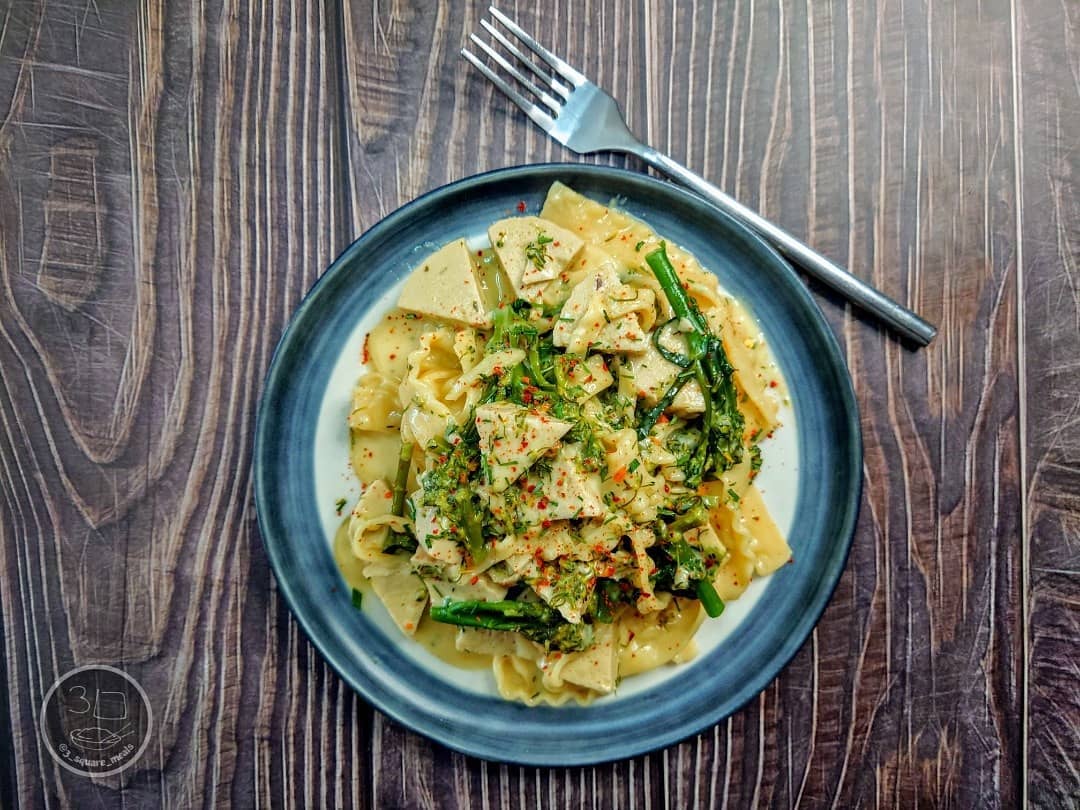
469, 34, 562, 114
488, 6, 586, 88
462, 48, 557, 131
480, 20, 571, 101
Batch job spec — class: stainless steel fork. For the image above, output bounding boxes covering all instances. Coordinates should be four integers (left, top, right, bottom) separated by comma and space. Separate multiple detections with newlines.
462, 7, 937, 346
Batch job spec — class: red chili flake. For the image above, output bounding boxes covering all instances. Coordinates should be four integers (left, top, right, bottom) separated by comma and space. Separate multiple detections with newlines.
541, 520, 552, 529
517, 200, 527, 213
526, 484, 536, 493
537, 498, 549, 510
476, 250, 483, 257
362, 334, 371, 365
388, 353, 396, 360
384, 490, 392, 498
769, 380, 778, 388
470, 575, 480, 585
657, 413, 670, 425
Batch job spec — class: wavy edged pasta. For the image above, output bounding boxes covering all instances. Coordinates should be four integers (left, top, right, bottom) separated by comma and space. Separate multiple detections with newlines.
339, 182, 792, 705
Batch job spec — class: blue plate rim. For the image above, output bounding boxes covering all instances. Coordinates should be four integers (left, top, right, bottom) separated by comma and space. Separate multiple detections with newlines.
253, 162, 863, 765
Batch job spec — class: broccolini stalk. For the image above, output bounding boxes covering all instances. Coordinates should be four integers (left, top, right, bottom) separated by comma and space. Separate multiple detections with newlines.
419, 433, 488, 563
430, 599, 592, 651
390, 441, 412, 515
383, 442, 417, 553
695, 579, 725, 618
641, 243, 745, 484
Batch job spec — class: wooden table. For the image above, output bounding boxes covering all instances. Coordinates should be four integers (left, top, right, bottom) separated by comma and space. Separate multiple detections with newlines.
0, 1, 1076, 806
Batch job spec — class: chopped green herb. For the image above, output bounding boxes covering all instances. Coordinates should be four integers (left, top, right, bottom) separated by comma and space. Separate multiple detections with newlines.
334, 497, 347, 515
350, 588, 364, 610
524, 232, 554, 271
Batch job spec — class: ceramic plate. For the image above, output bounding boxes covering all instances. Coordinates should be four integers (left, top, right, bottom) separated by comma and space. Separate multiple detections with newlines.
254, 164, 861, 766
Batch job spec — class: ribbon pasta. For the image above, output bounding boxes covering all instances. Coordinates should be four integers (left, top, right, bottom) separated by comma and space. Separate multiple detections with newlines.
339, 183, 792, 705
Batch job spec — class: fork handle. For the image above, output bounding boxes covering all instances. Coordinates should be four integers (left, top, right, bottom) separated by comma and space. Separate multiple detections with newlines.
633, 147, 937, 346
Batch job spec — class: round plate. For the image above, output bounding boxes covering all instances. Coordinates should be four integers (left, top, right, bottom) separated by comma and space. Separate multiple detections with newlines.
254, 164, 862, 766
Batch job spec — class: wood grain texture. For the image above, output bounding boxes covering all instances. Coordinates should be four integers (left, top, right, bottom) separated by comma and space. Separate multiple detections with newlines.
1017, 0, 1080, 807
0, 0, 1074, 806
0, 0, 363, 806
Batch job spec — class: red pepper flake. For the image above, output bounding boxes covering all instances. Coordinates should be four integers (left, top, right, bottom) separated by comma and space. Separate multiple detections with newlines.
537, 498, 549, 510
470, 575, 480, 585
769, 380, 779, 388
362, 334, 371, 365
384, 490, 393, 498
657, 413, 670, 425
517, 200, 527, 213
612, 466, 628, 484
541, 519, 552, 529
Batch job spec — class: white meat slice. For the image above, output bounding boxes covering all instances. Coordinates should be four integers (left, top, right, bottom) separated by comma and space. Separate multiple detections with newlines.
488, 216, 585, 295
398, 238, 492, 327
473, 402, 573, 492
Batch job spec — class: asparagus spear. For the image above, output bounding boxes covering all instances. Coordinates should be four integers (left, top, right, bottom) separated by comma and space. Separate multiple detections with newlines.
430, 599, 592, 651
639, 243, 745, 485
382, 441, 417, 553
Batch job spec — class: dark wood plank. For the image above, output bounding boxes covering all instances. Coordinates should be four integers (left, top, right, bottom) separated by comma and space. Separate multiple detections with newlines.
0, 0, 367, 806
1017, 1, 1080, 806
340, 1, 1024, 807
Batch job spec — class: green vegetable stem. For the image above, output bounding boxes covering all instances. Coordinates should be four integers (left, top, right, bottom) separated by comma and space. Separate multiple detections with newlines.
430, 599, 592, 651
382, 441, 418, 553
639, 243, 745, 486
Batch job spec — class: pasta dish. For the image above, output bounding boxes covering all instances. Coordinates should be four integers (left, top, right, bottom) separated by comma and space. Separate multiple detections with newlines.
342, 182, 790, 705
